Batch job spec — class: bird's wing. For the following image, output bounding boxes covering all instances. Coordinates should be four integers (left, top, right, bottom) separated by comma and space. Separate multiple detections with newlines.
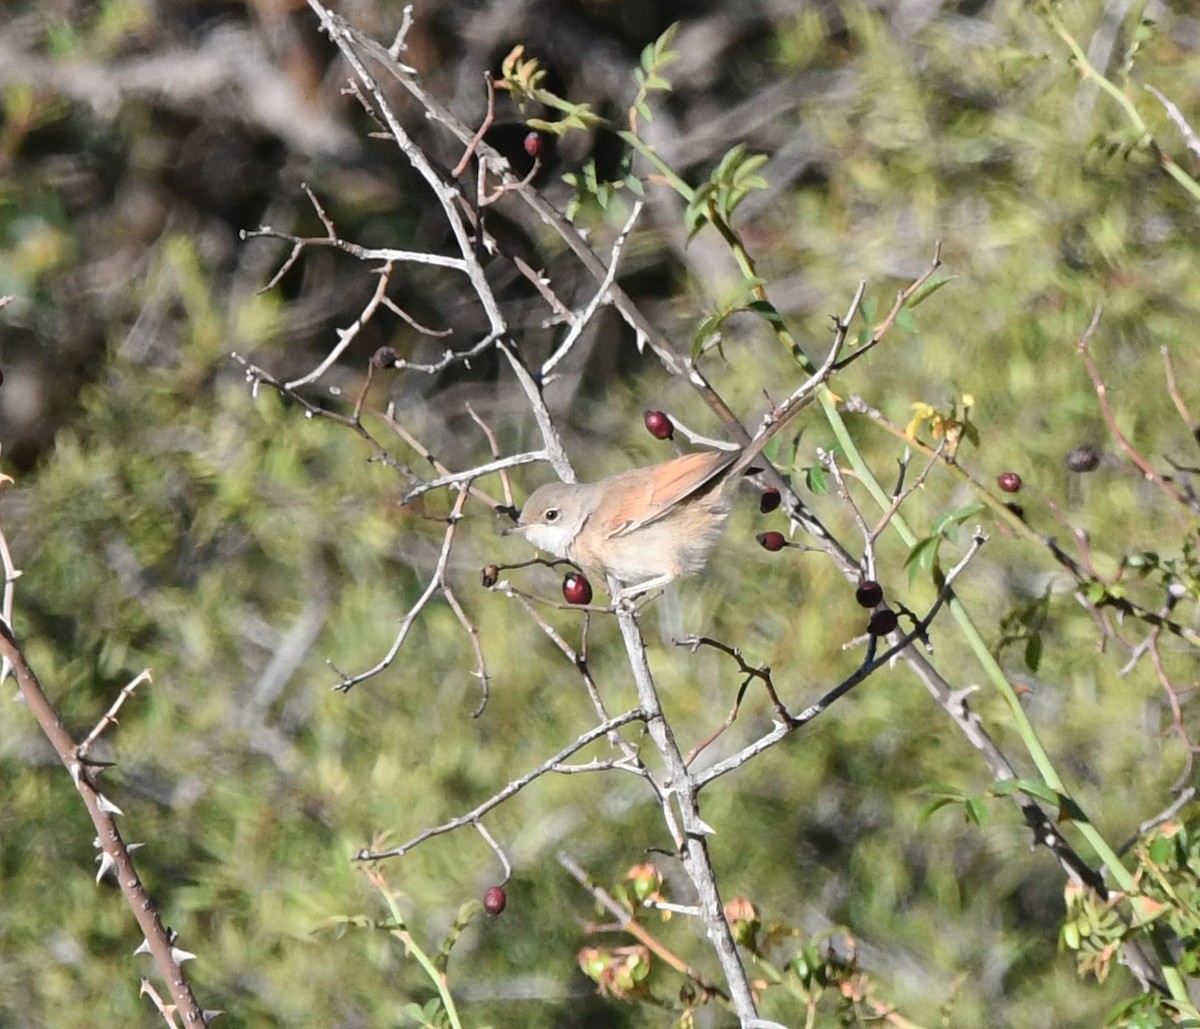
602, 450, 738, 538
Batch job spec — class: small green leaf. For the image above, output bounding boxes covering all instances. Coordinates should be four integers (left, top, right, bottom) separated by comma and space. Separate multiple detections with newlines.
1024, 632, 1043, 671
930, 501, 984, 536
400, 1002, 430, 1027
906, 272, 956, 309
1148, 834, 1174, 867
905, 536, 941, 584
691, 314, 723, 360
1060, 922, 1081, 950
996, 778, 1059, 804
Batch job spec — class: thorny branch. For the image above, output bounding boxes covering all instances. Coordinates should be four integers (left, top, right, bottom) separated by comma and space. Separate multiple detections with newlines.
0, 525, 208, 1024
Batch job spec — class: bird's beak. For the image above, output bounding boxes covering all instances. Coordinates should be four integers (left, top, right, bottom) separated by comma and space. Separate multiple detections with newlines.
501, 512, 525, 537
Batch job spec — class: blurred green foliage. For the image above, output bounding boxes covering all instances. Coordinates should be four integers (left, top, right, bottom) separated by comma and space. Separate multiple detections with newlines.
1, 0, 1199, 1026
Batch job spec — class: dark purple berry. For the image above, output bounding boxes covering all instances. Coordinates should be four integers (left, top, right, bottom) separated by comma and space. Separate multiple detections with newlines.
1066, 445, 1101, 472
757, 531, 787, 552
867, 608, 898, 636
759, 488, 781, 514
855, 580, 883, 608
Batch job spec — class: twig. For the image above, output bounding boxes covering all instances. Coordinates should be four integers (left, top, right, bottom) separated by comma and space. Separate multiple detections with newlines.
353, 709, 646, 861
542, 200, 644, 379
557, 851, 730, 1004
332, 487, 472, 694
78, 670, 153, 757
693, 531, 987, 789
1077, 307, 1197, 515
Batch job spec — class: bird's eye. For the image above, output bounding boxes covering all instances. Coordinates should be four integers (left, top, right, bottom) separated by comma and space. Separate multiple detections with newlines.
545, 508, 560, 522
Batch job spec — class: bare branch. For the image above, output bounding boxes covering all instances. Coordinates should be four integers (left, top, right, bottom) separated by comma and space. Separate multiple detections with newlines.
353, 709, 646, 861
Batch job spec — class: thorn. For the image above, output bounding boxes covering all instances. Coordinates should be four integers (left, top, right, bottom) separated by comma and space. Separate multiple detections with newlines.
95, 851, 117, 884
96, 794, 124, 816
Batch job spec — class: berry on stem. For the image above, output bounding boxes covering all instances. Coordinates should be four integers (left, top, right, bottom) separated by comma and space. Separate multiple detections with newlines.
855, 580, 883, 608
759, 487, 781, 514
997, 471, 1022, 493
757, 531, 787, 552
563, 572, 593, 605
643, 410, 674, 440
484, 886, 507, 916
1066, 445, 1101, 472
867, 608, 898, 636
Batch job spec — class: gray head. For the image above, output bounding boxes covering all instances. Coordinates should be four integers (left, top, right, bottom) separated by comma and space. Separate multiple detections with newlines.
508, 480, 598, 561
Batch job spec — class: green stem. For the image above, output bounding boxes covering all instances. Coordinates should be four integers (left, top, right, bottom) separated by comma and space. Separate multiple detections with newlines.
378, 891, 464, 1029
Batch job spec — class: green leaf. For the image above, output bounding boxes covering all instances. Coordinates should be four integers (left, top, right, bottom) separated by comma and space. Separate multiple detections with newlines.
400, 1002, 431, 1027
965, 797, 989, 826
930, 501, 984, 537
906, 273, 956, 309
691, 314, 723, 360
1024, 632, 1043, 671
1148, 833, 1175, 867
905, 536, 941, 584
992, 778, 1059, 804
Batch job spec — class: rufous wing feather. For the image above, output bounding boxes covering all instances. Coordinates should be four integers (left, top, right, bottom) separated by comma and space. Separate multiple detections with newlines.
601, 450, 738, 539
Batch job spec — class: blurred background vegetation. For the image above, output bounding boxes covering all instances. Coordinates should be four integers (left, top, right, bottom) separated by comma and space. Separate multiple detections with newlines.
1, 0, 1198, 1025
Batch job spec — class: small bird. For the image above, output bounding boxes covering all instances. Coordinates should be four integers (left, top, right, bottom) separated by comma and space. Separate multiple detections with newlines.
509, 397, 813, 601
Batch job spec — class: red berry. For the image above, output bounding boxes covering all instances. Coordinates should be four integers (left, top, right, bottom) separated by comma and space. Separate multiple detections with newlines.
563, 573, 593, 605
759, 488, 781, 514
523, 132, 542, 157
643, 410, 674, 440
867, 608, 898, 636
997, 471, 1022, 493
756, 531, 787, 552
855, 580, 883, 608
484, 886, 507, 916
